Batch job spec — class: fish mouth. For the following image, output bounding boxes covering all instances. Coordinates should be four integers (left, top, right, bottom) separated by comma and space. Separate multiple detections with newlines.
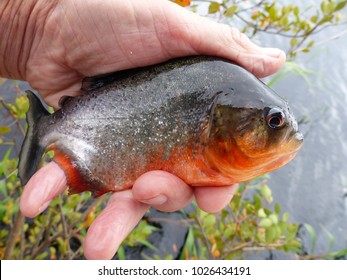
292, 131, 304, 148
281, 130, 304, 157
294, 131, 304, 142
254, 131, 303, 175
269, 130, 304, 160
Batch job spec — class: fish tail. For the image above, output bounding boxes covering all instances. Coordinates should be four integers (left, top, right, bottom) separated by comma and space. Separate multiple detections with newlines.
18, 90, 50, 186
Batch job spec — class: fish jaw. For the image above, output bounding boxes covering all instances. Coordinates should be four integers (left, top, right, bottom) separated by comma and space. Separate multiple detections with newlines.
200, 131, 303, 183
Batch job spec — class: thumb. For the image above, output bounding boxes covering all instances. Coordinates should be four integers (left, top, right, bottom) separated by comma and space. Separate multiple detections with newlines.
161, 1, 286, 77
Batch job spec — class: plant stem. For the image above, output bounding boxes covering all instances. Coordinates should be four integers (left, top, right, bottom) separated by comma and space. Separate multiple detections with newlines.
19, 220, 25, 259
30, 196, 104, 259
3, 211, 25, 259
222, 241, 254, 257
195, 215, 214, 259
58, 195, 72, 260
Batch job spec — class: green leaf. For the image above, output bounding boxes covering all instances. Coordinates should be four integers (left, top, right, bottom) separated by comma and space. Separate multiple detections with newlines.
265, 226, 276, 243
293, 6, 300, 16
320, 224, 335, 252
259, 218, 272, 228
7, 104, 17, 115
198, 209, 208, 219
139, 239, 158, 251
319, 14, 334, 24
203, 214, 216, 228
221, 209, 230, 220
264, 208, 272, 216
326, 1, 337, 13
0, 148, 13, 176
274, 224, 282, 240
280, 16, 288, 26
117, 245, 126, 260
269, 213, 278, 225
321, 1, 336, 14
0, 181, 7, 197
290, 38, 298, 47
257, 208, 267, 218
274, 203, 281, 213
221, 209, 229, 220
179, 227, 197, 259
253, 194, 262, 210
224, 5, 237, 17
321, 1, 328, 13
0, 127, 11, 135
240, 222, 253, 239
335, 1, 347, 11
282, 4, 293, 14
222, 224, 234, 240
327, 248, 347, 259
284, 240, 302, 253
304, 223, 316, 254
208, 2, 220, 14
36, 252, 48, 260
15, 95, 29, 119
0, 228, 9, 239
286, 224, 299, 242
310, 15, 318, 23
307, 40, 315, 48
3, 158, 17, 177
278, 221, 287, 234
268, 5, 277, 20
260, 185, 272, 203
2, 148, 12, 162
246, 202, 255, 214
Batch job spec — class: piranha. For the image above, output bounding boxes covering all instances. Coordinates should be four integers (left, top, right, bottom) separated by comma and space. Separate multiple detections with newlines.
18, 56, 303, 197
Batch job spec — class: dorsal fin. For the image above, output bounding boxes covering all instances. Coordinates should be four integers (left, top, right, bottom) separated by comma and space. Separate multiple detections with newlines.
81, 67, 149, 92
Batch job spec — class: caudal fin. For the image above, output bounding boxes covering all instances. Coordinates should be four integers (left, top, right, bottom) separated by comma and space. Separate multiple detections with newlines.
18, 90, 50, 186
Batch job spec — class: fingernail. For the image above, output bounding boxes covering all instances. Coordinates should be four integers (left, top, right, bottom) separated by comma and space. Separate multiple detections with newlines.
262, 48, 284, 58
38, 200, 51, 214
139, 195, 167, 206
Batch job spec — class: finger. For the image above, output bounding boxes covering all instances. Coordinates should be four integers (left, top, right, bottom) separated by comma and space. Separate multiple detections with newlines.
194, 184, 238, 213
20, 162, 67, 218
132, 171, 194, 212
160, 1, 286, 77
83, 190, 149, 260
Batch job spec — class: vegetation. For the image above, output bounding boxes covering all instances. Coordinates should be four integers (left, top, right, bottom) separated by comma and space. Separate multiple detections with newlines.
176, 0, 347, 57
1, 0, 347, 259
180, 179, 302, 259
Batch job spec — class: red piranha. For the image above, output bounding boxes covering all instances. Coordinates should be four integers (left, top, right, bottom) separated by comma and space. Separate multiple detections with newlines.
18, 56, 303, 197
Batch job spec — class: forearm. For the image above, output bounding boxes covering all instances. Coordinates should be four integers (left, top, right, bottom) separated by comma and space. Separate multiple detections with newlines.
0, 0, 56, 80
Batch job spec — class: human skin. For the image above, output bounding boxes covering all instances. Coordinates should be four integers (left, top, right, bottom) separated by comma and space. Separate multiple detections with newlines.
0, 0, 286, 259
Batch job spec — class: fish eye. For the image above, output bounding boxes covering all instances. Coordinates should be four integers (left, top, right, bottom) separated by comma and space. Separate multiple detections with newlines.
265, 107, 286, 129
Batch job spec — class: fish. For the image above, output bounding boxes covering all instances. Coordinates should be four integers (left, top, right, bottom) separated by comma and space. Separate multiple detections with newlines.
18, 56, 303, 197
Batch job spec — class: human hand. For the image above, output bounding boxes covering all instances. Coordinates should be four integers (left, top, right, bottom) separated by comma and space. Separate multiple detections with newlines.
0, 0, 286, 259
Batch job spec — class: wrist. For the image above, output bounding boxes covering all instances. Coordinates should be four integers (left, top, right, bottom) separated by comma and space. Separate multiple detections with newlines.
0, 0, 57, 80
